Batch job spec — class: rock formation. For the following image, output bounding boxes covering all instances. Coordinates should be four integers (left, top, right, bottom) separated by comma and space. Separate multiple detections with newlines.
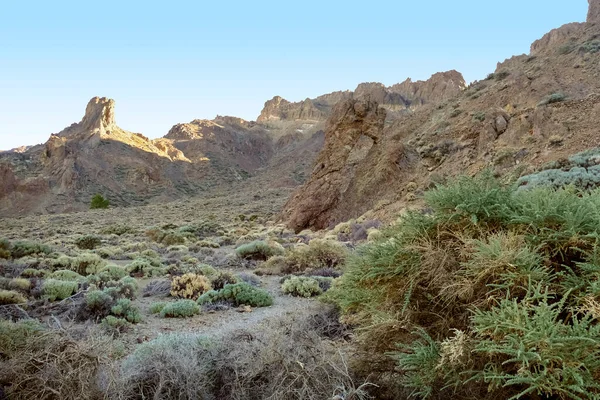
280, 99, 386, 231
589, 0, 600, 23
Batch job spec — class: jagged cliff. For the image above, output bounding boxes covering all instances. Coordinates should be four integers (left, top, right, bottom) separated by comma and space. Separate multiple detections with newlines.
257, 71, 466, 123
279, 0, 600, 231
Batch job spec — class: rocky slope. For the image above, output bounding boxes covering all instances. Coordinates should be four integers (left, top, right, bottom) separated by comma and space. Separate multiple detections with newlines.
280, 0, 600, 231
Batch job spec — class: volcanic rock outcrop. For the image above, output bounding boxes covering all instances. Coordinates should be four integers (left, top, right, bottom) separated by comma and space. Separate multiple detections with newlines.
280, 99, 386, 231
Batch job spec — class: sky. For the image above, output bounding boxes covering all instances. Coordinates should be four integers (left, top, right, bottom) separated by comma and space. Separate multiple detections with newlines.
0, 1, 589, 150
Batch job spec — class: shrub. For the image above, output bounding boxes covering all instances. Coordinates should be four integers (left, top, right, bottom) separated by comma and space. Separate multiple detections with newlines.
283, 239, 348, 274
70, 253, 106, 275
472, 111, 486, 122
90, 194, 110, 209
50, 269, 85, 282
0, 289, 27, 305
160, 300, 200, 318
537, 92, 567, 106
117, 334, 217, 398
198, 282, 273, 308
327, 172, 600, 398
21, 268, 48, 278
111, 298, 141, 323
85, 289, 114, 316
97, 264, 128, 281
8, 278, 31, 291
10, 241, 51, 258
100, 224, 135, 236
170, 273, 212, 300
75, 235, 102, 250
210, 271, 239, 290
126, 258, 165, 277
281, 276, 322, 298
235, 240, 284, 260
150, 301, 168, 314
43, 279, 78, 301
101, 315, 131, 334
0, 238, 10, 258
106, 276, 138, 300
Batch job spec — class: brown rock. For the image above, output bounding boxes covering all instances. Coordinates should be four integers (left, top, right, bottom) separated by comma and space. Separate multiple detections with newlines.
589, 0, 600, 23
280, 99, 386, 232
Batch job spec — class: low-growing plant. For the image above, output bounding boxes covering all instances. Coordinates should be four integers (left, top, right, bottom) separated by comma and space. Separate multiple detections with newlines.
198, 282, 273, 308
8, 278, 31, 291
210, 271, 239, 290
97, 264, 128, 281
283, 239, 348, 274
101, 315, 131, 334
10, 241, 51, 258
50, 269, 85, 282
170, 273, 212, 300
150, 301, 168, 314
85, 289, 114, 316
126, 258, 166, 277
160, 299, 200, 318
100, 224, 135, 236
281, 276, 323, 298
43, 279, 78, 301
143, 279, 171, 297
0, 289, 27, 305
75, 235, 102, 250
537, 92, 567, 106
111, 298, 141, 323
20, 268, 49, 278
235, 240, 284, 260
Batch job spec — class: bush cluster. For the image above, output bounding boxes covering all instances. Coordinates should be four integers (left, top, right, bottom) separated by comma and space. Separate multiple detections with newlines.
281, 276, 323, 298
160, 299, 200, 318
198, 282, 273, 308
235, 240, 284, 260
328, 171, 600, 399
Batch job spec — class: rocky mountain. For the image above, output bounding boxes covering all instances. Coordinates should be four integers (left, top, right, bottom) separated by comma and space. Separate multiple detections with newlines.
257, 71, 465, 123
280, 0, 600, 231
3, 1, 598, 222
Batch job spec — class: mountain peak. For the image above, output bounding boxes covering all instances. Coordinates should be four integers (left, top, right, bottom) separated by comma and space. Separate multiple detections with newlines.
81, 97, 116, 131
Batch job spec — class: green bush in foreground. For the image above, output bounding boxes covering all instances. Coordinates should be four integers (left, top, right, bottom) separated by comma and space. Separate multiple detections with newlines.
150, 301, 167, 314
328, 172, 600, 399
198, 282, 273, 307
160, 300, 200, 318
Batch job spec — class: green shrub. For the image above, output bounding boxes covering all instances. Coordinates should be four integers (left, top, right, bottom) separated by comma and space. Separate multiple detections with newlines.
0, 319, 45, 353
42, 279, 78, 301
0, 289, 27, 305
111, 298, 141, 323
105, 276, 138, 300
537, 92, 567, 106
0, 238, 10, 258
10, 241, 51, 258
66, 253, 106, 275
97, 264, 128, 281
75, 235, 102, 250
472, 111, 486, 122
85, 289, 114, 315
101, 315, 131, 333
235, 240, 284, 260
160, 299, 200, 318
50, 269, 85, 282
281, 276, 322, 298
198, 282, 273, 307
21, 268, 48, 278
126, 258, 166, 277
100, 225, 135, 236
327, 172, 600, 398
90, 194, 110, 209
150, 301, 168, 314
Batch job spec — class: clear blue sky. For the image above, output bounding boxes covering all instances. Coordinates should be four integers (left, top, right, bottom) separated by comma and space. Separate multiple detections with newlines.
0, 0, 588, 150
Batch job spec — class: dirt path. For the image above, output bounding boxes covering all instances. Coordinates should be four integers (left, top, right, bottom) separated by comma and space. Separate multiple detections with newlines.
130, 275, 325, 342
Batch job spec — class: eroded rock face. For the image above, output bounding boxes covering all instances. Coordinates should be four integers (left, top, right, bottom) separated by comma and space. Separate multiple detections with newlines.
280, 99, 386, 232
389, 70, 466, 107
81, 97, 116, 132
0, 164, 17, 198
257, 96, 325, 122
589, 0, 600, 23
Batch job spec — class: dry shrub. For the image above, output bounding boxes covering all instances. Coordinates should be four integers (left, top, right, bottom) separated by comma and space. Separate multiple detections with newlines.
170, 273, 212, 300
113, 309, 372, 400
0, 320, 114, 400
283, 239, 348, 274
